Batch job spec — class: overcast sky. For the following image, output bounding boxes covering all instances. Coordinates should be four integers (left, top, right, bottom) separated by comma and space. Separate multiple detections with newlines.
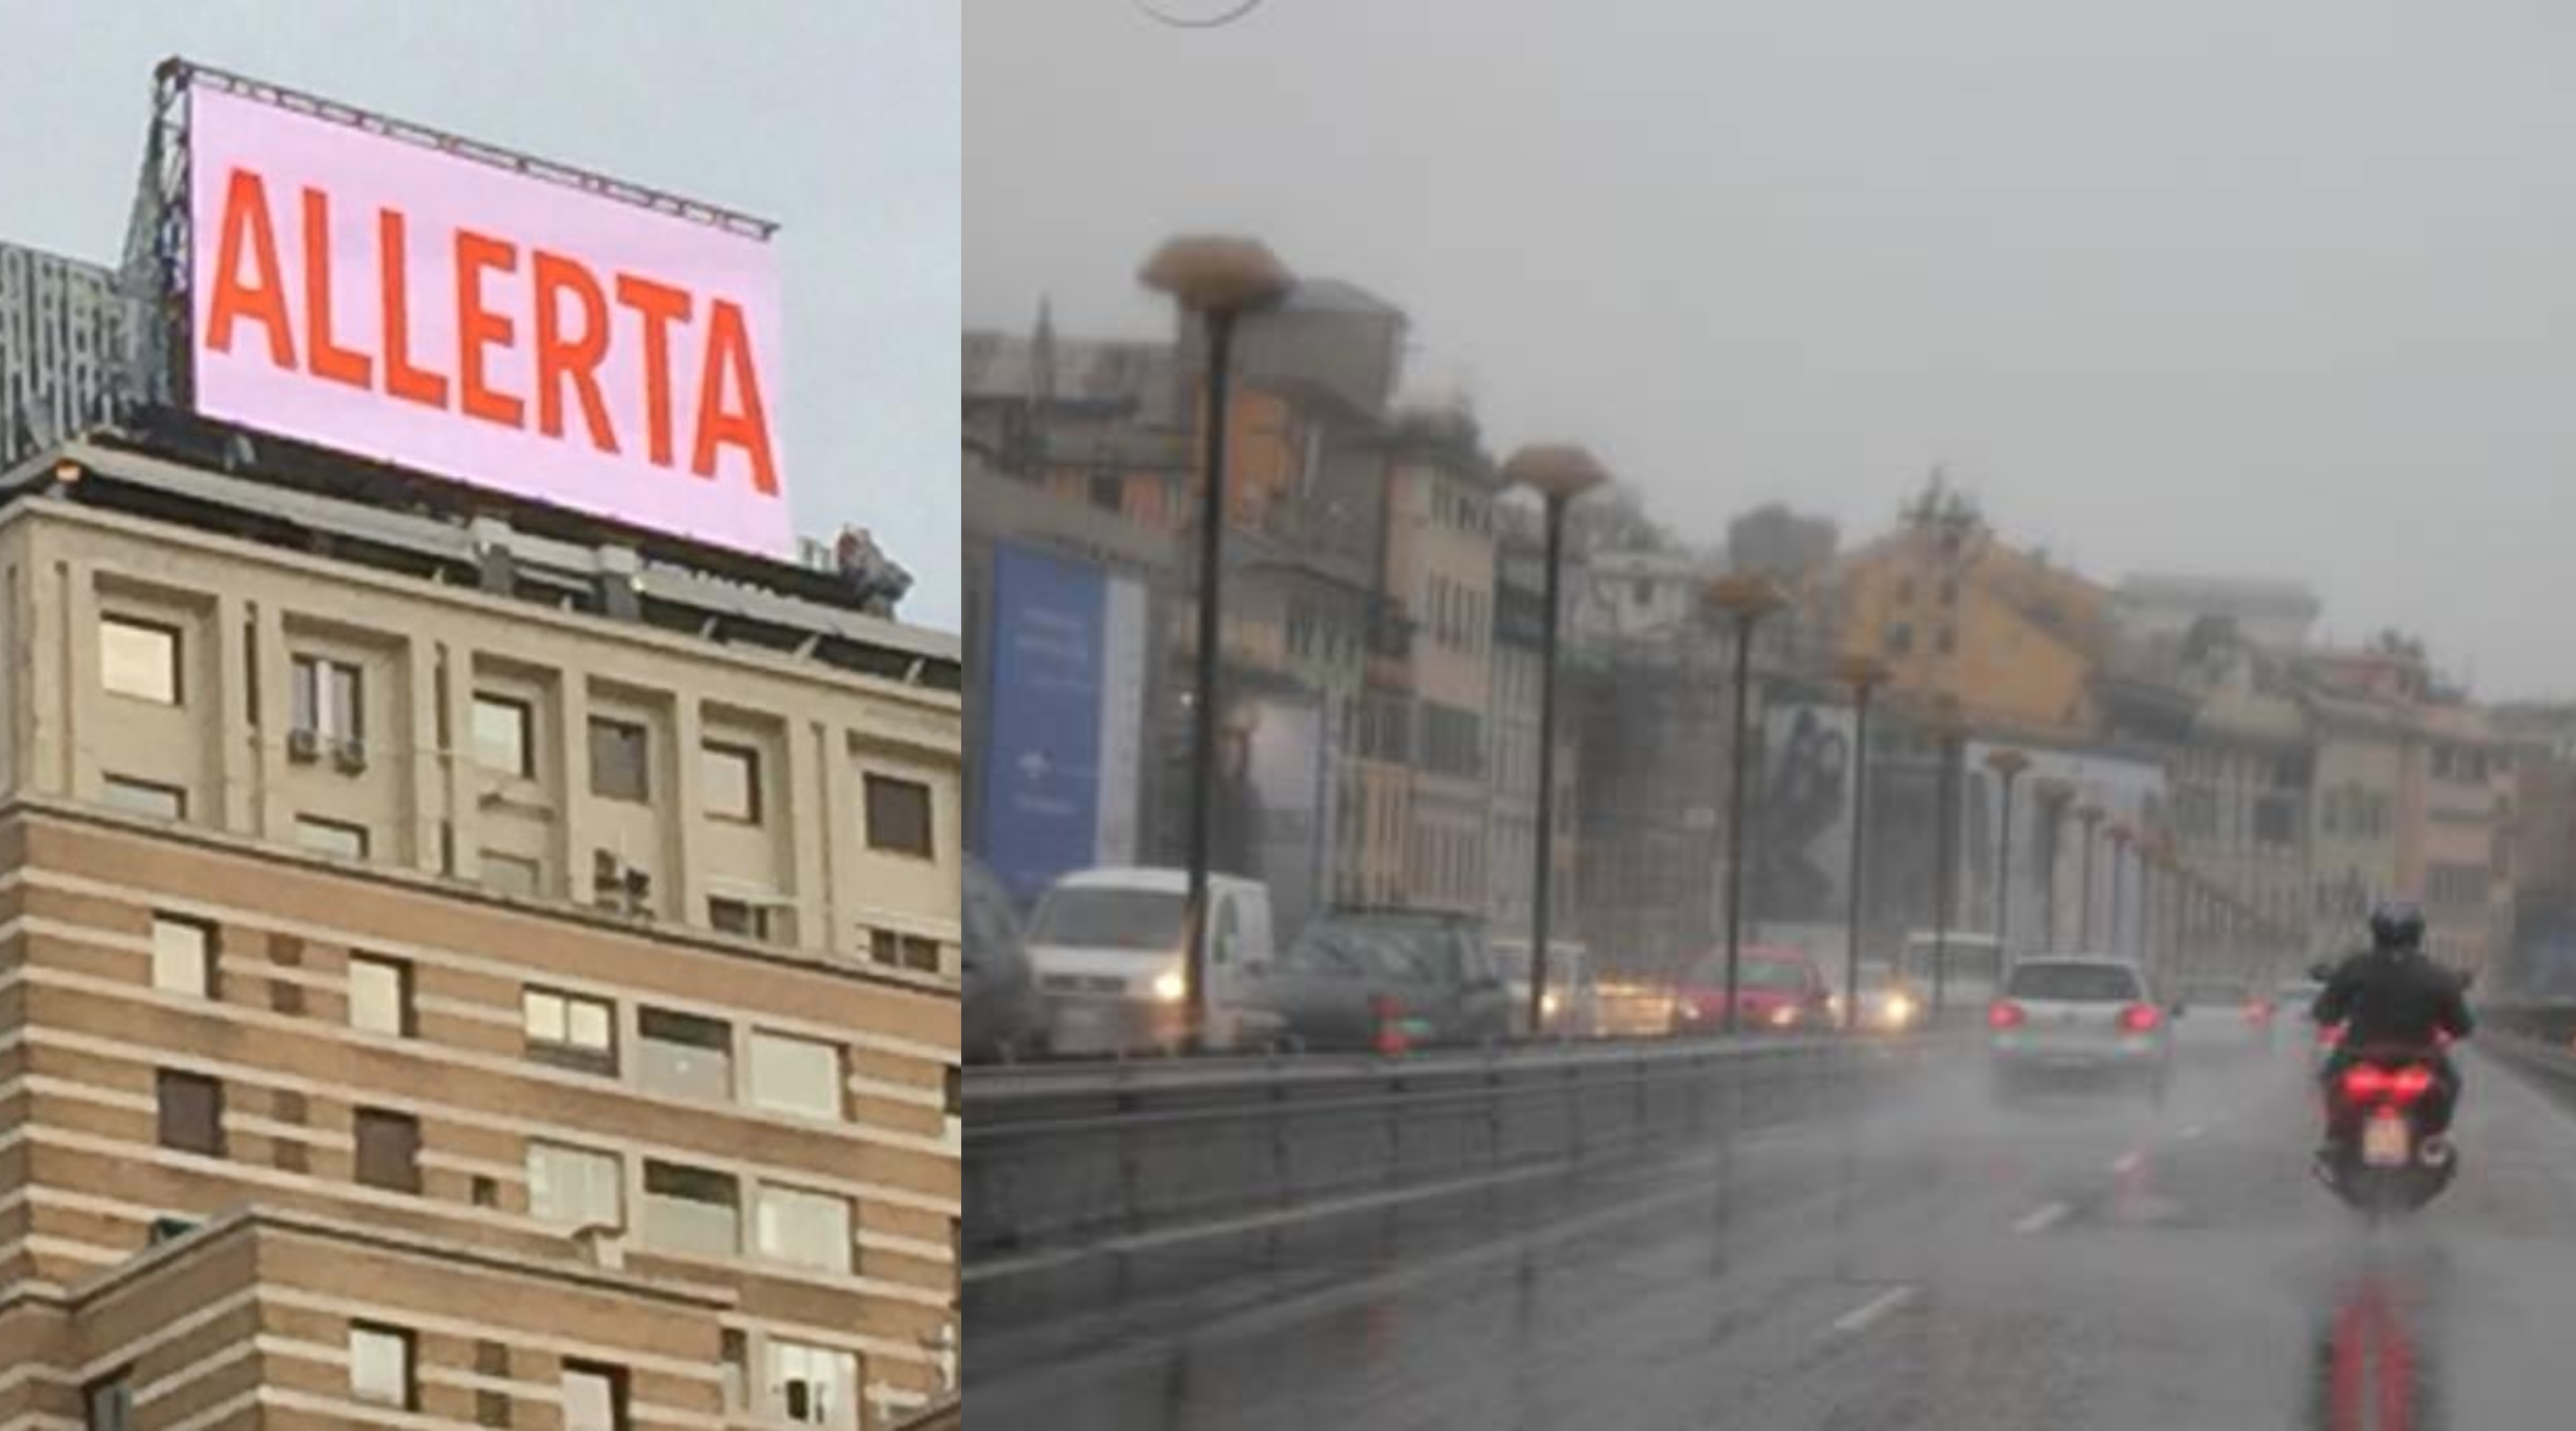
970, 0, 2576, 698
0, 0, 959, 631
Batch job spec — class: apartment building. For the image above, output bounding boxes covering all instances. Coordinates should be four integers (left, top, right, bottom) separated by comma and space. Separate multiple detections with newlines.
0, 431, 961, 1429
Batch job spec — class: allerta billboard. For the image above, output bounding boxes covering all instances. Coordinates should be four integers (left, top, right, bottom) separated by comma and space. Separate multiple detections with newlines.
185, 81, 790, 556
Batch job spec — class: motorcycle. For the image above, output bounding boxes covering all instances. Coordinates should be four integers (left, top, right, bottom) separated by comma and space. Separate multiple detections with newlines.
2316, 1040, 2458, 1215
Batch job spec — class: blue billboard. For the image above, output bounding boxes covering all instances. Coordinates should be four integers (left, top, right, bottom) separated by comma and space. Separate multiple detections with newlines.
977, 543, 1144, 902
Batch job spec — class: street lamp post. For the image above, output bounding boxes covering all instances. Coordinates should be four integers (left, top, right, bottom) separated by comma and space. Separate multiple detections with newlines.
1927, 698, 1965, 1017
1502, 444, 1609, 1039
1708, 574, 1792, 1036
1141, 236, 1294, 1047
1837, 654, 1889, 1032
1986, 748, 2031, 972
2076, 803, 2104, 948
2032, 778, 2075, 953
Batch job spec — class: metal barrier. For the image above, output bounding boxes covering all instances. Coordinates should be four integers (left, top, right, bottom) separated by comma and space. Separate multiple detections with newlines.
965, 1033, 1930, 1260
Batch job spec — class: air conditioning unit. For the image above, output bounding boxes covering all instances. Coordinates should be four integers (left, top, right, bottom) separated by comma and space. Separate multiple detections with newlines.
593, 848, 626, 906
286, 729, 322, 763
331, 737, 368, 773
623, 867, 653, 916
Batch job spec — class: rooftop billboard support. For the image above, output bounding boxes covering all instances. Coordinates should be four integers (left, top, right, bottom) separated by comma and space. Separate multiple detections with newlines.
129, 60, 792, 557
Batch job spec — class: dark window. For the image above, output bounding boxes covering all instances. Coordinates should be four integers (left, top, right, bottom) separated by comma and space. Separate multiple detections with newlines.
83, 1373, 132, 1431
1887, 623, 1914, 654
865, 774, 934, 856
639, 1007, 734, 1101
589, 718, 651, 802
354, 1108, 422, 1194
156, 1070, 223, 1156
1087, 470, 1121, 511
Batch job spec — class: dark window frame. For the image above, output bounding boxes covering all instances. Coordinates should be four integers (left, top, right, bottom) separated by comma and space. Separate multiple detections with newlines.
863, 774, 934, 857
589, 717, 653, 803
155, 1070, 223, 1158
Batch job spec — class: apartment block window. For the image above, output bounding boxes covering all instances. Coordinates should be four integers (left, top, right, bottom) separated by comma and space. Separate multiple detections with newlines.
703, 742, 762, 822
474, 694, 536, 778
590, 717, 651, 802
864, 774, 934, 856
561, 1363, 628, 1431
348, 954, 413, 1037
868, 929, 943, 973
756, 1183, 853, 1272
151, 916, 215, 998
349, 1324, 416, 1410
769, 1340, 859, 1429
290, 654, 365, 741
721, 1332, 751, 1413
749, 1032, 843, 1121
354, 1108, 422, 1194
525, 987, 616, 1073
639, 1008, 734, 1102
82, 1373, 131, 1431
155, 1070, 223, 1157
102, 776, 185, 821
710, 897, 773, 942
642, 1160, 740, 1257
296, 815, 369, 860
527, 1141, 623, 1229
100, 615, 180, 704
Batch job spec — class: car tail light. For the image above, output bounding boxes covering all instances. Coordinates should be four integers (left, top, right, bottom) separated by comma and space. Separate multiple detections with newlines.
1987, 999, 2026, 1030
2245, 998, 2274, 1026
2117, 1003, 2163, 1034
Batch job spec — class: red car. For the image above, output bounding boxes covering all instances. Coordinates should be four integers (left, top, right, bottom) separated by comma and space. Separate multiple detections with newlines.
1670, 945, 1834, 1035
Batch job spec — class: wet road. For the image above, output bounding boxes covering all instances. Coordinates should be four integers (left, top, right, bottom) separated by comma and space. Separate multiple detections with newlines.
969, 1039, 2576, 1429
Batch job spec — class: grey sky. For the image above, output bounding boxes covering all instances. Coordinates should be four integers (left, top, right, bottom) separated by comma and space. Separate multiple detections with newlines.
1, 0, 959, 631
970, 0, 2576, 697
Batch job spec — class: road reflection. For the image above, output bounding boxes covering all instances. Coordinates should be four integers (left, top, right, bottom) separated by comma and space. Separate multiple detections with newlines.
2307, 1242, 2448, 1431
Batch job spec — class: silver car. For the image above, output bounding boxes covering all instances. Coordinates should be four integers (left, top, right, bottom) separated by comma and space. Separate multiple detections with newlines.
1988, 956, 2174, 1102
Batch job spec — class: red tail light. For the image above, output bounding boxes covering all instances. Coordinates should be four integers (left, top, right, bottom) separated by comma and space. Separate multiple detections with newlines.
2341, 1063, 2434, 1106
2117, 1003, 2163, 1034
2245, 998, 2274, 1026
1987, 999, 2025, 1030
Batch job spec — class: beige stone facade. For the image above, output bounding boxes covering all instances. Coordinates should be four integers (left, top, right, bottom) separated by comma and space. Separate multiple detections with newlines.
0, 438, 960, 1427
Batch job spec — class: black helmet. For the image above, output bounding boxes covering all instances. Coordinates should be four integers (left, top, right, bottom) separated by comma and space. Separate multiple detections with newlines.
2368, 900, 2426, 954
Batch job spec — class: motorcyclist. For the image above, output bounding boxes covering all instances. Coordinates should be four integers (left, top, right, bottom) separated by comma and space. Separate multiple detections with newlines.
2311, 900, 2473, 1165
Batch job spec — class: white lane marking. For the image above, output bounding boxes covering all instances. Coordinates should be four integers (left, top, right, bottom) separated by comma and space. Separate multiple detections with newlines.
2110, 1151, 2144, 1174
2012, 1201, 2069, 1234
1829, 1284, 1919, 1335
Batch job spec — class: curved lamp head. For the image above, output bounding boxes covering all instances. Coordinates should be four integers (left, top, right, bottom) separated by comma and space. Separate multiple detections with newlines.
1140, 235, 1295, 315
2032, 777, 2076, 808
1835, 653, 1891, 691
1985, 747, 2032, 781
1501, 444, 1611, 504
1705, 573, 1791, 621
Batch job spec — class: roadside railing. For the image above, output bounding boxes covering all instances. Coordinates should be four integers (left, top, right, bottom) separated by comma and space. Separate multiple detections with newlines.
965, 1032, 1933, 1261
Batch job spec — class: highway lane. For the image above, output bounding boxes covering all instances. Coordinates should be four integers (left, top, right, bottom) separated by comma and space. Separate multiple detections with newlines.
969, 1037, 2576, 1428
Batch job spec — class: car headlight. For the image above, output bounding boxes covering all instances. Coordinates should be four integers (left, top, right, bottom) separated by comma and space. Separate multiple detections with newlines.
1151, 969, 1187, 1004
1768, 1004, 1799, 1028
1881, 993, 1917, 1028
1541, 991, 1562, 1017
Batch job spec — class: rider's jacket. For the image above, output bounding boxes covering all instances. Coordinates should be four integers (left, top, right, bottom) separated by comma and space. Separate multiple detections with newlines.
2312, 950, 2474, 1050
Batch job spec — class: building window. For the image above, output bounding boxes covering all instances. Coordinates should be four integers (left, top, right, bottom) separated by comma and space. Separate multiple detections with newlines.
710, 897, 773, 942
296, 815, 369, 860
102, 775, 185, 821
100, 616, 180, 704
642, 1160, 741, 1257
354, 1108, 422, 1194
590, 717, 651, 802
863, 774, 934, 856
1087, 470, 1121, 511
756, 1183, 852, 1272
769, 1340, 859, 1429
151, 915, 215, 999
561, 1363, 628, 1431
155, 1070, 223, 1157
1887, 623, 1913, 655
525, 987, 616, 1073
82, 1373, 132, 1431
703, 742, 762, 823
474, 694, 536, 778
528, 1141, 623, 1229
290, 654, 365, 742
639, 1008, 734, 1102
868, 929, 944, 973
482, 851, 543, 897
721, 1332, 751, 1412
348, 954, 413, 1037
749, 1032, 843, 1121
349, 1324, 416, 1410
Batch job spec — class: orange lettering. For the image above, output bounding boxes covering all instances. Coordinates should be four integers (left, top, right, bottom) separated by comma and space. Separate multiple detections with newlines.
614, 274, 691, 467
299, 188, 371, 390
691, 299, 777, 496
533, 251, 617, 454
454, 230, 523, 429
378, 209, 448, 409
204, 168, 295, 369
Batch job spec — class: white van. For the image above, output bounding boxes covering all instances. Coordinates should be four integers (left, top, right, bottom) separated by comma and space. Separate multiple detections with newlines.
1896, 931, 2005, 1018
1024, 867, 1276, 1055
